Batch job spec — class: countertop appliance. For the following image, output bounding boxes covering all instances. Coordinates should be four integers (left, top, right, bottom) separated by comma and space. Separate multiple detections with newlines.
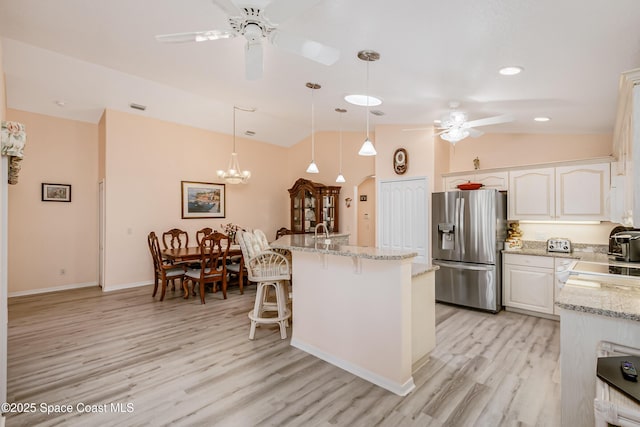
432, 189, 507, 313
609, 225, 632, 258
547, 238, 571, 253
612, 230, 640, 262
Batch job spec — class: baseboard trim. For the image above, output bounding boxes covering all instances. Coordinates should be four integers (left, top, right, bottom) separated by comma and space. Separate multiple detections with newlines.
505, 306, 560, 321
1, 414, 5, 427
102, 281, 152, 292
8, 281, 98, 298
291, 338, 415, 396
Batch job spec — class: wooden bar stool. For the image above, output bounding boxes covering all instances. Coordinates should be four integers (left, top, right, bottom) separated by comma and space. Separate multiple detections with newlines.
238, 231, 291, 340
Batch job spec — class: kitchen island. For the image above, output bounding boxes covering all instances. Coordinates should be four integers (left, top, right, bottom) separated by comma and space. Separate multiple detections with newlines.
556, 260, 640, 427
272, 234, 438, 396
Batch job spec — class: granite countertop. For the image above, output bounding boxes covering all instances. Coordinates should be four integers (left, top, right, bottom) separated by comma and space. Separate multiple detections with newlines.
502, 240, 609, 262
556, 282, 640, 322
412, 263, 439, 277
272, 234, 418, 261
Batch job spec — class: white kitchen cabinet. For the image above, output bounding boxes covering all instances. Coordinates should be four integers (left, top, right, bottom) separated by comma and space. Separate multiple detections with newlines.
553, 257, 577, 315
508, 168, 555, 220
503, 253, 555, 314
444, 171, 509, 191
555, 163, 610, 221
508, 163, 611, 221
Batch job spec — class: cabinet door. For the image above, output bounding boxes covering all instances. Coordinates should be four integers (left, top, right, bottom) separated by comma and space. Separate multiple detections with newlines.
555, 163, 610, 221
443, 175, 473, 191
475, 172, 508, 191
503, 263, 554, 314
553, 257, 577, 315
508, 168, 555, 220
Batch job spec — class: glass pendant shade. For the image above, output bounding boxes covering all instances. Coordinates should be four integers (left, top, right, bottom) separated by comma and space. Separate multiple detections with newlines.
335, 107, 347, 183
218, 106, 253, 184
335, 174, 346, 183
358, 137, 377, 156
306, 161, 319, 174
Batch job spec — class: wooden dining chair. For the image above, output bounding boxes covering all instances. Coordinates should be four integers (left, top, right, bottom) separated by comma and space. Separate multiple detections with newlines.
147, 231, 186, 301
162, 228, 189, 250
184, 232, 229, 304
195, 227, 214, 245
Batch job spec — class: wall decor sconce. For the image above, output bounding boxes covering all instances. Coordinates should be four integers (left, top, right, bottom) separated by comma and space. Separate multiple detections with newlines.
345, 197, 352, 208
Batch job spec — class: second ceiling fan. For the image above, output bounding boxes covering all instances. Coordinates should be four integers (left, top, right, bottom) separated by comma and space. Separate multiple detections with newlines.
436, 102, 514, 143
155, 0, 340, 80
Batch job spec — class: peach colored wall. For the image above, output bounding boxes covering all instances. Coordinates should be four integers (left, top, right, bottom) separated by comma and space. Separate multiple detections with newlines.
447, 133, 612, 172
375, 125, 437, 191
286, 130, 374, 243
357, 177, 375, 246
7, 109, 99, 294
98, 112, 105, 181
103, 109, 289, 290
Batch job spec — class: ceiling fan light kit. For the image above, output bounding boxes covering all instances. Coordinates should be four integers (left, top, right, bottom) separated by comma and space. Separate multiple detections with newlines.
435, 101, 515, 144
357, 50, 380, 157
499, 66, 524, 76
217, 106, 255, 184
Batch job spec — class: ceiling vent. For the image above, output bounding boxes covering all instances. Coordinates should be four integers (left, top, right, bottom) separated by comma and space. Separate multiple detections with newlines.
129, 103, 147, 111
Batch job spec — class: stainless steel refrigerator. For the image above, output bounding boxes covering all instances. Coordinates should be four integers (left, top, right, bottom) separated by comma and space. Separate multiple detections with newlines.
432, 189, 507, 313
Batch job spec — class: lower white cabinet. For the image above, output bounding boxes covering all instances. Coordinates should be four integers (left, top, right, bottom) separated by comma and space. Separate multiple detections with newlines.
503, 253, 555, 314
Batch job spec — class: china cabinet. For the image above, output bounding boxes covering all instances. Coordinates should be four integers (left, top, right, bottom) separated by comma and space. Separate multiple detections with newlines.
288, 178, 340, 233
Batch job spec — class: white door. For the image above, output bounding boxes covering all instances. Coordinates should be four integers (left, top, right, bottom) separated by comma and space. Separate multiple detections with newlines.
378, 177, 429, 264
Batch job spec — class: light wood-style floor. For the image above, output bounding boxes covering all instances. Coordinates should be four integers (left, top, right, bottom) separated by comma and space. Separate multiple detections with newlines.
6, 284, 561, 426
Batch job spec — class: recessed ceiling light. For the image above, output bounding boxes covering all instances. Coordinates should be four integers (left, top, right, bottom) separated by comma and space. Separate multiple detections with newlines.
499, 66, 523, 76
534, 116, 551, 122
344, 94, 382, 107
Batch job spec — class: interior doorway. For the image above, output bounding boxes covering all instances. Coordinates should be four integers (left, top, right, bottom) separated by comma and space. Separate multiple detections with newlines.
357, 176, 376, 247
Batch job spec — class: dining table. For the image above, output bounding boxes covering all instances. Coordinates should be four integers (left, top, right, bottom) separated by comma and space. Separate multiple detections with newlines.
161, 245, 245, 298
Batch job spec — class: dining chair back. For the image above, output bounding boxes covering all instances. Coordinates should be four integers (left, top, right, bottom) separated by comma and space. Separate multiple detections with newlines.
195, 227, 214, 246
147, 231, 186, 301
275, 227, 292, 240
184, 233, 228, 304
162, 228, 189, 250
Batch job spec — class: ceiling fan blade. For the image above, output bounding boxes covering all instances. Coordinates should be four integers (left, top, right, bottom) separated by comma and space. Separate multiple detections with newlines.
468, 128, 485, 138
263, 0, 322, 25
155, 30, 235, 43
402, 127, 433, 132
269, 30, 339, 66
245, 41, 263, 80
464, 114, 514, 128
211, 0, 243, 17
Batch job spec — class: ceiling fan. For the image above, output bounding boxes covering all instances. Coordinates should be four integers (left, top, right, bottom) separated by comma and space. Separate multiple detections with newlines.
155, 0, 340, 80
406, 102, 514, 144
437, 102, 515, 143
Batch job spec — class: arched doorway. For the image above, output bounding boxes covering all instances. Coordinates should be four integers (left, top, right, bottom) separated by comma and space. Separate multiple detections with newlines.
357, 176, 376, 247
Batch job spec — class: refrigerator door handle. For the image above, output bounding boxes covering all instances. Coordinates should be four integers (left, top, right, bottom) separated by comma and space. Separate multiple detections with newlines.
454, 196, 460, 253
458, 196, 465, 257
433, 259, 495, 271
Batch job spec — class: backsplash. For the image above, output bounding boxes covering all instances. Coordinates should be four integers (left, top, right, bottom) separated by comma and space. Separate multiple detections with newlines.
520, 240, 608, 254
517, 222, 619, 245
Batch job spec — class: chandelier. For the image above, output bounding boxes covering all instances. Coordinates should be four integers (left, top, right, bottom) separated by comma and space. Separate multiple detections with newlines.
217, 106, 255, 184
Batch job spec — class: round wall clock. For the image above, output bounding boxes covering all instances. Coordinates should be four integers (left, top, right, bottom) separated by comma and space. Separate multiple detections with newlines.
393, 148, 408, 175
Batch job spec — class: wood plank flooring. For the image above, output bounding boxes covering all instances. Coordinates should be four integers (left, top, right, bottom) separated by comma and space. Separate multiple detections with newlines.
5, 284, 561, 426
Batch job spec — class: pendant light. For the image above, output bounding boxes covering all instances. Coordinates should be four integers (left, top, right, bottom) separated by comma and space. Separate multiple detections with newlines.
217, 106, 255, 184
357, 50, 380, 156
335, 108, 347, 183
306, 82, 321, 174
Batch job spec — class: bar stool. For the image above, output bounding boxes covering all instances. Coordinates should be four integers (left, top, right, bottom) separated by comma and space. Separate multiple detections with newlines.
238, 231, 291, 340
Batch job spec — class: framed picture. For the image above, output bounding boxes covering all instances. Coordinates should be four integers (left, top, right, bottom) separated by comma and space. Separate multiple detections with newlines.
360, 195, 367, 202
42, 183, 71, 202
181, 181, 225, 219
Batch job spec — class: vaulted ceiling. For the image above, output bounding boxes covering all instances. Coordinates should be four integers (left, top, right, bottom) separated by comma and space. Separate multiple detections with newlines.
1, 0, 639, 147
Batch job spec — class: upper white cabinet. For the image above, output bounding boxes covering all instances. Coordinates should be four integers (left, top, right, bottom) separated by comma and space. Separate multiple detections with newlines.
444, 171, 509, 191
508, 163, 610, 221
508, 168, 555, 220
555, 163, 610, 220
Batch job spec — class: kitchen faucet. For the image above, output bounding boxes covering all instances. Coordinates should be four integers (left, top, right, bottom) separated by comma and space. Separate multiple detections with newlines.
315, 223, 329, 241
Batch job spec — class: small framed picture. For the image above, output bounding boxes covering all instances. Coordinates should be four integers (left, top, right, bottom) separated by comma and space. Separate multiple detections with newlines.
181, 181, 226, 219
42, 183, 71, 202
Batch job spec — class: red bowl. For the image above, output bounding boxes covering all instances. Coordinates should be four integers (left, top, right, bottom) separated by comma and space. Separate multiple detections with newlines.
457, 182, 484, 190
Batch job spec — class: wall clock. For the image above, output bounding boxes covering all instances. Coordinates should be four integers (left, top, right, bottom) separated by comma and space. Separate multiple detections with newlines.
393, 148, 408, 175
